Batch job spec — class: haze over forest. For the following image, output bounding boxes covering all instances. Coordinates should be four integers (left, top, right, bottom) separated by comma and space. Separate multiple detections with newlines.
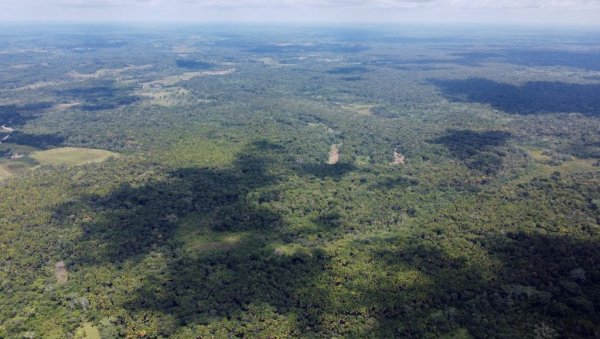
0, 0, 599, 338
2, 0, 600, 25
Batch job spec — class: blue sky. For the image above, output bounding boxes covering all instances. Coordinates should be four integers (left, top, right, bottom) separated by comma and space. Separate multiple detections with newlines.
1, 0, 599, 25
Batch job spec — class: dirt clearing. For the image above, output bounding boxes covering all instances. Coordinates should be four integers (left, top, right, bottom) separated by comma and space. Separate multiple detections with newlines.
53, 102, 80, 110
55, 261, 68, 284
328, 144, 341, 165
392, 150, 406, 165
341, 103, 375, 116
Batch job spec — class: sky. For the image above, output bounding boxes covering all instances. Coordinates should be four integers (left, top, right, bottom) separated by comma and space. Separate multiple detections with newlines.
1, 0, 600, 26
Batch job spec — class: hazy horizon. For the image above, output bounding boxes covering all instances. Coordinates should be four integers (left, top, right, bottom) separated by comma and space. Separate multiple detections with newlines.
1, 0, 600, 27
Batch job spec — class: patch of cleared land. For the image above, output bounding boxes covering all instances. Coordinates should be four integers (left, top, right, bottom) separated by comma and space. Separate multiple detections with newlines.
341, 103, 375, 116
392, 150, 406, 165
74, 322, 101, 339
531, 150, 598, 174
272, 243, 314, 257
0, 157, 39, 179
142, 68, 236, 88
67, 64, 153, 80
30, 147, 118, 167
176, 216, 246, 255
529, 150, 598, 173
172, 39, 204, 55
139, 69, 234, 105
138, 87, 191, 106
1, 147, 118, 180
0, 164, 11, 180
514, 149, 599, 184
9, 80, 64, 91
53, 102, 80, 110
327, 144, 341, 165
188, 234, 244, 252
54, 261, 68, 284
255, 57, 280, 66
308, 122, 336, 134
8, 64, 31, 70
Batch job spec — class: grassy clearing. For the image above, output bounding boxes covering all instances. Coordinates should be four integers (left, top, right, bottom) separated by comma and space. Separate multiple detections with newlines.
1, 147, 117, 180
341, 103, 375, 117
74, 322, 101, 339
513, 149, 599, 184
0, 157, 39, 179
307, 122, 336, 134
0, 164, 12, 180
0, 143, 41, 154
141, 69, 235, 88
177, 216, 247, 255
138, 87, 190, 107
67, 64, 153, 80
158, 137, 242, 168
53, 102, 80, 110
30, 147, 118, 167
529, 149, 598, 174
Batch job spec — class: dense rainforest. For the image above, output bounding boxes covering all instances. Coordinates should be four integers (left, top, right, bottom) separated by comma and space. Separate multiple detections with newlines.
0, 25, 599, 338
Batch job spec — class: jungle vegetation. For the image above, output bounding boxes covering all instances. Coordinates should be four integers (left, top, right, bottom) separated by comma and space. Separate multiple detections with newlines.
0, 25, 599, 338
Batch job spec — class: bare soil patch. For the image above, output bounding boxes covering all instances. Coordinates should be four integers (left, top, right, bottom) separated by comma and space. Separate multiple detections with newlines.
53, 102, 80, 110
328, 144, 341, 165
55, 261, 68, 284
392, 150, 406, 165
138, 87, 190, 106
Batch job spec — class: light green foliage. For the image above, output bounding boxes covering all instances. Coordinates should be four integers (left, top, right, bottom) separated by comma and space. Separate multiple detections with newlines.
0, 26, 599, 338
29, 147, 118, 167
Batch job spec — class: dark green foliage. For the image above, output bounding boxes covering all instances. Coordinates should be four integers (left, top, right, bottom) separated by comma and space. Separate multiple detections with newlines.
0, 103, 52, 126
433, 78, 600, 116
175, 59, 214, 70
7, 131, 65, 149
326, 66, 369, 75
433, 130, 512, 175
58, 83, 140, 111
248, 43, 367, 54
0, 25, 599, 338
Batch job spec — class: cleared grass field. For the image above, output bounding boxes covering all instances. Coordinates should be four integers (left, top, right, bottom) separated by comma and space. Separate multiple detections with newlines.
0, 164, 11, 180
176, 215, 247, 256
30, 147, 118, 166
512, 149, 600, 184
0, 157, 39, 179
1, 147, 118, 180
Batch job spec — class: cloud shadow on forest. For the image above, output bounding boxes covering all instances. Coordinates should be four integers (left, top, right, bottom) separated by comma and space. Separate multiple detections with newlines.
360, 230, 600, 337
7, 131, 65, 149
431, 78, 600, 116
53, 141, 342, 335
49, 136, 600, 337
432, 129, 511, 175
0, 103, 53, 127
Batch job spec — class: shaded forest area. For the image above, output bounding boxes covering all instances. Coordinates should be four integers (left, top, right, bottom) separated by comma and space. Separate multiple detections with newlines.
433, 78, 600, 116
0, 25, 599, 338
